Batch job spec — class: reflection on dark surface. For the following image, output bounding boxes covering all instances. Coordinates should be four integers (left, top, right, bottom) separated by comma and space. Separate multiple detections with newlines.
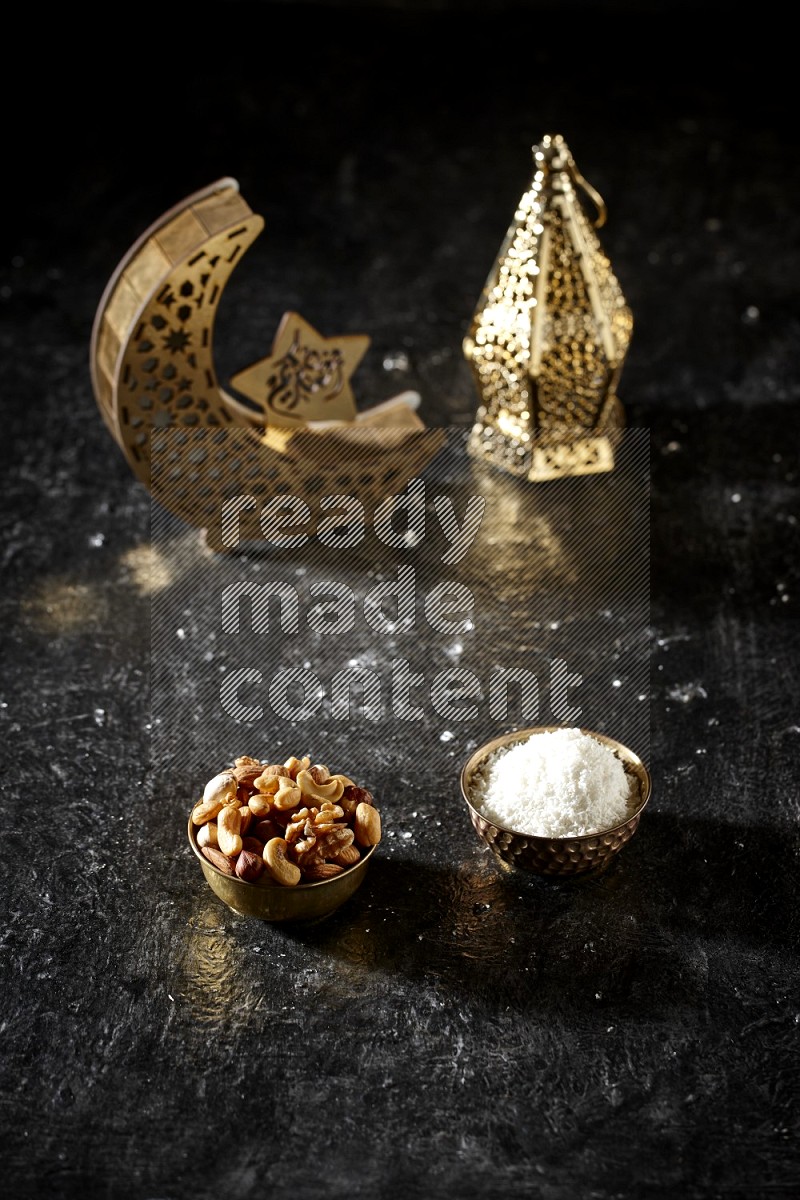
181, 905, 250, 1024
206, 844, 692, 1018
179, 802, 800, 1034
151, 427, 651, 800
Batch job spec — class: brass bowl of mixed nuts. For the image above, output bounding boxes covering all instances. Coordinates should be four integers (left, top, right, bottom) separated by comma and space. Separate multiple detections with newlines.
187, 754, 380, 922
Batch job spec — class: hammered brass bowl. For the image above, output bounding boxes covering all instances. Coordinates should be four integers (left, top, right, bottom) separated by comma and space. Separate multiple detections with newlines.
188, 814, 376, 922
460, 726, 651, 878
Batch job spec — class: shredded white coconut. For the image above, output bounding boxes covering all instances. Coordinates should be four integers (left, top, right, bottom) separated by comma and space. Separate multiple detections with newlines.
474, 727, 633, 838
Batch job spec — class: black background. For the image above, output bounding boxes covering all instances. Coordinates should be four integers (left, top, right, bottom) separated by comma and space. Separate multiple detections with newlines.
1, 3, 799, 1198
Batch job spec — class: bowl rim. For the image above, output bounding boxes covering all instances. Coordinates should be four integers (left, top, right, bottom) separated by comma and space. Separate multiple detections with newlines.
187, 811, 377, 889
459, 724, 652, 844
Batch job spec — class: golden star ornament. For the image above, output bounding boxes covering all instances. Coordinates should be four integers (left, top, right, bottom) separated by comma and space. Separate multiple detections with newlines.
230, 311, 369, 429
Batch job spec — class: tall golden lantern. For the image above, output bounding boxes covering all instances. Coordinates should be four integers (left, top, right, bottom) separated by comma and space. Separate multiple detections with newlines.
464, 133, 633, 481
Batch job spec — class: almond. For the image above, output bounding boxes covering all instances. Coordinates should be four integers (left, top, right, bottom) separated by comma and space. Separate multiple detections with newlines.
303, 862, 344, 880
201, 845, 235, 875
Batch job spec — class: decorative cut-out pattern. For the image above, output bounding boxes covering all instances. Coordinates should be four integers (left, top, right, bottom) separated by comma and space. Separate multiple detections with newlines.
464, 134, 632, 480
90, 179, 444, 546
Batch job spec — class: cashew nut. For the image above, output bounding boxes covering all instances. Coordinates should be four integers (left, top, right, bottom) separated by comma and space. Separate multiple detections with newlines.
354, 802, 381, 847
264, 837, 302, 887
248, 792, 274, 818
203, 771, 238, 807
253, 765, 290, 794
197, 822, 218, 849
283, 755, 311, 779
296, 769, 344, 804
217, 805, 243, 857
273, 779, 303, 811
330, 773, 356, 788
192, 797, 224, 826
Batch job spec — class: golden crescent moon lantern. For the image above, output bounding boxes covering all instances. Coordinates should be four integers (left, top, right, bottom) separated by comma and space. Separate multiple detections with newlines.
464, 133, 633, 481
90, 177, 443, 548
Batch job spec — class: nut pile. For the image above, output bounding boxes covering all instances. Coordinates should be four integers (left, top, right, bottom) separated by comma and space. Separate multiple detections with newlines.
191, 755, 381, 886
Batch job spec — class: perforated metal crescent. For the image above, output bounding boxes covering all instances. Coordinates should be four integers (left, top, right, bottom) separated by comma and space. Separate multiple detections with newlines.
90, 178, 444, 544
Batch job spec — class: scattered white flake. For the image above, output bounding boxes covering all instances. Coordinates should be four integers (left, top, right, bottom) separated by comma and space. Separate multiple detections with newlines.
383, 351, 410, 372
440, 730, 455, 742
176, 628, 186, 640
731, 492, 742, 503
93, 708, 105, 727
88, 532, 105, 548
473, 727, 633, 838
656, 633, 692, 648
742, 306, 760, 323
663, 440, 681, 454
612, 679, 622, 688
667, 682, 708, 703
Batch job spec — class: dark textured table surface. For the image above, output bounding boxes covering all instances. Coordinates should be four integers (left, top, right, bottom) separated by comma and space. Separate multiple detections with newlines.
2, 4, 799, 1198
